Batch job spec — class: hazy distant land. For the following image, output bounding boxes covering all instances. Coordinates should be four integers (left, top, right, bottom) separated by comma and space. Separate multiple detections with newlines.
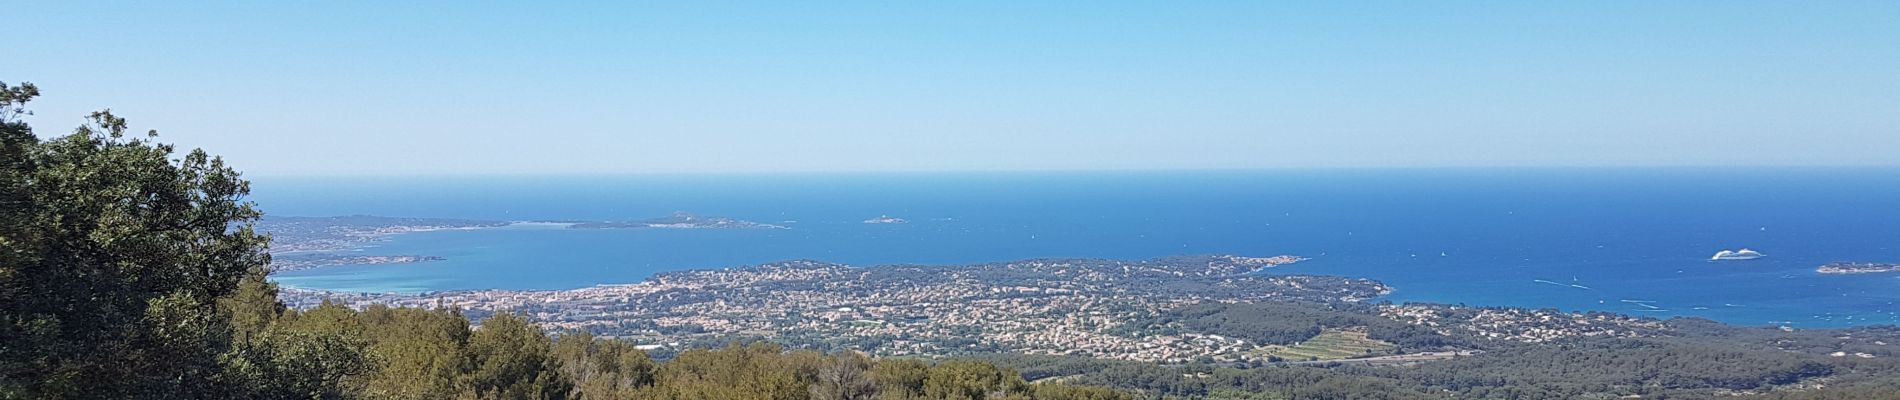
258, 215, 508, 253
258, 213, 785, 272
270, 254, 447, 272
562, 211, 790, 229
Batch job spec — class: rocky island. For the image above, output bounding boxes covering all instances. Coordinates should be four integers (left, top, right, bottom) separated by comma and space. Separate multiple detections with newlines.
1818, 262, 1900, 275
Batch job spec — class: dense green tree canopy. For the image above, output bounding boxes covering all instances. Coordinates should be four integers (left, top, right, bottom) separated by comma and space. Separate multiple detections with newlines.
1, 80, 270, 398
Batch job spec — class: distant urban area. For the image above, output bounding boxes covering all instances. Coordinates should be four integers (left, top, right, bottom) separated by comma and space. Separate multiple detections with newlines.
264, 217, 1897, 369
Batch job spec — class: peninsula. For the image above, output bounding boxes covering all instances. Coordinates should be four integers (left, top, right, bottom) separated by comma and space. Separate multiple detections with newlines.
259, 213, 785, 272
565, 211, 789, 229
270, 255, 446, 272
259, 215, 507, 253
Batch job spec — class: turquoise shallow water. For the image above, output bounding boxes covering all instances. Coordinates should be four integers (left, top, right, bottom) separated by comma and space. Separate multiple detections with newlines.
258, 169, 1900, 327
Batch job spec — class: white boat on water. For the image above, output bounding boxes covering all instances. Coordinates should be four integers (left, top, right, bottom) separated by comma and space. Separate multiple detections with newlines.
1710, 248, 1765, 261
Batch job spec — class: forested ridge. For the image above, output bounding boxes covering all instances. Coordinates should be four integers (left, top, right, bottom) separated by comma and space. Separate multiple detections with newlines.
6, 82, 1900, 399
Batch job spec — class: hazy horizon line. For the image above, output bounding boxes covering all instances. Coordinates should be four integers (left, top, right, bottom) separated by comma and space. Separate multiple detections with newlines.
246, 165, 1900, 179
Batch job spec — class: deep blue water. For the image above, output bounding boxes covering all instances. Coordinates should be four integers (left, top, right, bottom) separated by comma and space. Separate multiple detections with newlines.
256, 169, 1900, 327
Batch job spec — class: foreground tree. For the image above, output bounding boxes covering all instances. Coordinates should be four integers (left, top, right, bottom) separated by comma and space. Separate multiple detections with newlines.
810, 352, 877, 400
551, 331, 657, 400
358, 305, 477, 399
0, 81, 273, 397
464, 313, 571, 399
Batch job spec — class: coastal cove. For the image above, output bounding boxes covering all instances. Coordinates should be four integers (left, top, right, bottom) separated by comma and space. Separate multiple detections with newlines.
256, 170, 1900, 328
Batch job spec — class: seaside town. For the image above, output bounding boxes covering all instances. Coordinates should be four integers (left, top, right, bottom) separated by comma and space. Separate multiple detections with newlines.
1377, 304, 1670, 343
282, 255, 1388, 362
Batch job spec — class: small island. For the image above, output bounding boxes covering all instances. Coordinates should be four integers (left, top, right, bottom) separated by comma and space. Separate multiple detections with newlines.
1817, 262, 1900, 275
863, 215, 908, 224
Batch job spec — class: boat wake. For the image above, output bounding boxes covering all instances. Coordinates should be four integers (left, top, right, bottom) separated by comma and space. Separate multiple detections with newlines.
1533, 279, 1592, 290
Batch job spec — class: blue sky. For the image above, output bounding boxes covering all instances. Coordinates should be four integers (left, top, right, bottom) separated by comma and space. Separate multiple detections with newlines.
12, 1, 1900, 175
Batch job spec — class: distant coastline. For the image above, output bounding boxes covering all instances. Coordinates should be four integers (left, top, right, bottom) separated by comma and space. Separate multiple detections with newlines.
562, 211, 789, 230
258, 212, 787, 272
259, 215, 508, 253
249, 171, 1900, 328
271, 255, 446, 272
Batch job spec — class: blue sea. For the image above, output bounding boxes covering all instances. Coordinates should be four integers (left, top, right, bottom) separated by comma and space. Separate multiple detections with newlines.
256, 169, 1900, 328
